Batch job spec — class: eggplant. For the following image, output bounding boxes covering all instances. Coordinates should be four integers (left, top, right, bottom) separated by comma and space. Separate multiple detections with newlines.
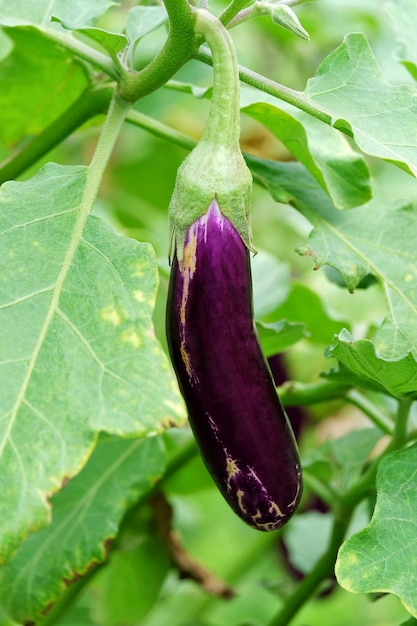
166, 199, 302, 531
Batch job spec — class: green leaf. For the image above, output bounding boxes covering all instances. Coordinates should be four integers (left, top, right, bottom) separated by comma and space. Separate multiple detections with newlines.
328, 332, 417, 398
0, 163, 184, 563
385, 0, 417, 80
248, 157, 417, 367
305, 33, 417, 177
90, 505, 170, 625
0, 0, 117, 28
257, 320, 307, 356
284, 512, 332, 574
125, 5, 168, 44
241, 88, 371, 210
0, 27, 89, 145
331, 427, 382, 468
336, 444, 417, 618
51, 15, 128, 57
251, 250, 290, 320
0, 434, 166, 623
263, 281, 348, 346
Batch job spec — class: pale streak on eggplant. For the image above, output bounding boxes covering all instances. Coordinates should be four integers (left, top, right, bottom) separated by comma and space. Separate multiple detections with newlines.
179, 228, 198, 380
224, 450, 286, 529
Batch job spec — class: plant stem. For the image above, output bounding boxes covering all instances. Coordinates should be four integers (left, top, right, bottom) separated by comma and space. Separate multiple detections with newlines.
126, 109, 196, 152
0, 84, 113, 185
268, 507, 352, 626
220, 0, 252, 26
118, 0, 196, 101
196, 48, 331, 124
302, 471, 338, 508
277, 379, 350, 406
340, 396, 414, 507
345, 389, 394, 435
393, 396, 413, 448
269, 397, 414, 624
193, 9, 241, 150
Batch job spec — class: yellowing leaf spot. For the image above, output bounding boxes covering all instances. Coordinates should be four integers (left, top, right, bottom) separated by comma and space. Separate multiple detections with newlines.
131, 260, 147, 279
404, 273, 413, 283
134, 290, 146, 303
344, 552, 359, 567
101, 306, 124, 326
121, 327, 142, 348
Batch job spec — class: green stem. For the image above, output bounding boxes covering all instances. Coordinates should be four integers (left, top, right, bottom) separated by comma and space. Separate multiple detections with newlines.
194, 9, 241, 150
81, 91, 130, 212
302, 471, 338, 508
268, 507, 352, 626
340, 396, 413, 508
345, 389, 394, 435
126, 109, 196, 152
118, 0, 196, 102
0, 84, 114, 185
393, 396, 413, 448
196, 48, 331, 124
269, 397, 414, 625
277, 379, 350, 406
220, 0, 252, 26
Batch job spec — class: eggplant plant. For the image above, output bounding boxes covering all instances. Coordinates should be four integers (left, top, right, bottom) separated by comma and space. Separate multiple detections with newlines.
1, 1, 417, 625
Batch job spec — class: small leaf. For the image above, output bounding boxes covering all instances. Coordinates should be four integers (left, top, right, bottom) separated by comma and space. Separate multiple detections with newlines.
284, 512, 332, 574
336, 444, 417, 618
252, 250, 290, 319
51, 15, 128, 56
270, 4, 310, 40
328, 332, 417, 398
125, 5, 168, 45
0, 434, 167, 623
257, 320, 307, 356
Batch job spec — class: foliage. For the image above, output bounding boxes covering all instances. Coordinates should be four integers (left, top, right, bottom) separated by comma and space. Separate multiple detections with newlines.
0, 0, 417, 624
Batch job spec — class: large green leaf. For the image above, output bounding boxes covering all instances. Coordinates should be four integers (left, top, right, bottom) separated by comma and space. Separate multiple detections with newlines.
0, 434, 166, 623
0, 163, 184, 563
247, 156, 417, 394
385, 0, 417, 80
336, 444, 417, 618
0, 27, 89, 146
0, 0, 116, 28
304, 33, 417, 177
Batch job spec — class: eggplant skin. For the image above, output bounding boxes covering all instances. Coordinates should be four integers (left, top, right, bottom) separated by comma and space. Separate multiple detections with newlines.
166, 199, 302, 531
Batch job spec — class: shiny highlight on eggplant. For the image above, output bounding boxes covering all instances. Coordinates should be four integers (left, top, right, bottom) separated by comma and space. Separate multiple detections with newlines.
166, 199, 302, 531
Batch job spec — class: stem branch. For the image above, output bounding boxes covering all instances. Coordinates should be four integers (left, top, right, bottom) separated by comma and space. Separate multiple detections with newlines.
0, 85, 114, 184
345, 390, 394, 435
196, 48, 331, 124
118, 0, 196, 101
268, 508, 352, 626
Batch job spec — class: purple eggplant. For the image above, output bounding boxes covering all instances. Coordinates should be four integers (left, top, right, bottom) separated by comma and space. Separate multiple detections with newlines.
166, 199, 302, 531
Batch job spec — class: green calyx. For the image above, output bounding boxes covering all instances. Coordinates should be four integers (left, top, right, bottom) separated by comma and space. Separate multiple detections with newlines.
168, 8, 254, 264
